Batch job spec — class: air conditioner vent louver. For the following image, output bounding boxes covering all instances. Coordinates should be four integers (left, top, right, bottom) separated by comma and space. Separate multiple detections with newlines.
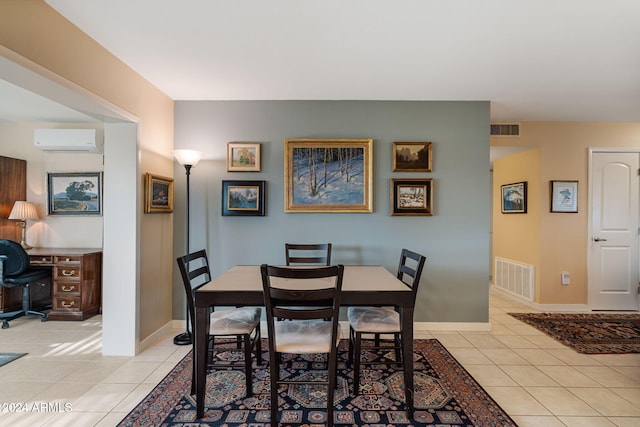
490, 124, 520, 136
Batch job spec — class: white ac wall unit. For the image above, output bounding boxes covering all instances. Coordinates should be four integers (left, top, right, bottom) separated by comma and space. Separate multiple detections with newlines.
34, 129, 103, 153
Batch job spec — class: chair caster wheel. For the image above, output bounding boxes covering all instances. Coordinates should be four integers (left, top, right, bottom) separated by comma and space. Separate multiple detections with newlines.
2, 320, 9, 329
41, 317, 48, 322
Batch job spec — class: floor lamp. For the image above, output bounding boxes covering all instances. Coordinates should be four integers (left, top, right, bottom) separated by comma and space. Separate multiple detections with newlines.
173, 149, 204, 346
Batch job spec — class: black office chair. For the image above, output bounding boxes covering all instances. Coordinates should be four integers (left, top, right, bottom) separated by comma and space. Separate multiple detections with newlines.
176, 249, 262, 396
347, 248, 426, 394
0, 239, 50, 329
261, 263, 344, 427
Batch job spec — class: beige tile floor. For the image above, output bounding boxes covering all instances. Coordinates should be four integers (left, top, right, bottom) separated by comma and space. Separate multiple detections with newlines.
0, 288, 639, 426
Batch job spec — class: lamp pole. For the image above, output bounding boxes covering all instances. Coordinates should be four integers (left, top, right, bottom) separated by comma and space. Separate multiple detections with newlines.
173, 149, 203, 346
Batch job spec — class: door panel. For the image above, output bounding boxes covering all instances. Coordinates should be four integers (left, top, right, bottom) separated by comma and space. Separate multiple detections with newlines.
590, 152, 639, 311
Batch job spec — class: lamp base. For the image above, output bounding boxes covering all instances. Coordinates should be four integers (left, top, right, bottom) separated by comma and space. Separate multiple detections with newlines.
20, 241, 32, 250
173, 331, 192, 346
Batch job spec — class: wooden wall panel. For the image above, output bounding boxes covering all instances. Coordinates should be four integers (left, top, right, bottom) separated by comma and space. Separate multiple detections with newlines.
0, 155, 26, 242
0, 155, 27, 312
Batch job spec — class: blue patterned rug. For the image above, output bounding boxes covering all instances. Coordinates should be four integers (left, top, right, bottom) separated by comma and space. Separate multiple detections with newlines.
0, 352, 26, 368
118, 339, 516, 426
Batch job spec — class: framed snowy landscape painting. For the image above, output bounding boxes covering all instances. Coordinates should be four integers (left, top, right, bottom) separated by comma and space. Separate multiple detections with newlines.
284, 138, 373, 213
391, 178, 433, 216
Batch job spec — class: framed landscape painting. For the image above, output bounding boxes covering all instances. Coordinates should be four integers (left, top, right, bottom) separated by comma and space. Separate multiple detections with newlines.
393, 142, 432, 172
284, 138, 373, 213
227, 142, 261, 172
47, 172, 102, 215
501, 181, 527, 214
222, 180, 266, 216
144, 173, 174, 213
391, 178, 433, 216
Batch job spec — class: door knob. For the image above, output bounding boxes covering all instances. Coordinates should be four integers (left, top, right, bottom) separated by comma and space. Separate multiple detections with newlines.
594, 237, 608, 242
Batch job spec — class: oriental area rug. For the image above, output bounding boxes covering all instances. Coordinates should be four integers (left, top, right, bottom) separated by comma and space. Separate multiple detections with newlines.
509, 312, 640, 354
0, 352, 26, 368
118, 339, 516, 427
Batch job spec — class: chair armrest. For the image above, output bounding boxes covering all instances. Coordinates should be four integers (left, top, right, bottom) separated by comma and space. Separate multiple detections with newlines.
0, 254, 6, 284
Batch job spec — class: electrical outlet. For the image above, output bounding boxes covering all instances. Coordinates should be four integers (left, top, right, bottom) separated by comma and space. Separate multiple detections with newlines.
561, 271, 570, 285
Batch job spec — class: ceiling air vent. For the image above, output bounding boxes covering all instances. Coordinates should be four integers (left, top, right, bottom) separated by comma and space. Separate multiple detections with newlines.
490, 123, 520, 136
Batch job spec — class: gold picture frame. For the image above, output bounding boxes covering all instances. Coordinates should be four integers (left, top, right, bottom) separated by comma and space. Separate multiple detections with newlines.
393, 142, 432, 172
227, 142, 261, 172
284, 138, 373, 213
144, 173, 174, 213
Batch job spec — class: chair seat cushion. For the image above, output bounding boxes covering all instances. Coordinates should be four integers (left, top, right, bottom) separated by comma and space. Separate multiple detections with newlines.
275, 320, 341, 354
347, 306, 400, 333
209, 307, 261, 335
4, 268, 50, 287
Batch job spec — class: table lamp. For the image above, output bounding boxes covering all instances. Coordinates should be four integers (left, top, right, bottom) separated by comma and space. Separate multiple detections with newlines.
8, 201, 39, 250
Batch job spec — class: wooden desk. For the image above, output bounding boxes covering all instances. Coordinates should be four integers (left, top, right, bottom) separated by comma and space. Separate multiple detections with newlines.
28, 248, 102, 321
194, 265, 416, 419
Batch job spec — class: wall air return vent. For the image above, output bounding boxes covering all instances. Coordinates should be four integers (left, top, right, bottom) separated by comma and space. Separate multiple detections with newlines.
490, 123, 520, 136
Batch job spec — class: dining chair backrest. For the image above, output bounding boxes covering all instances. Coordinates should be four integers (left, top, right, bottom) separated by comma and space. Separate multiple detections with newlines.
285, 243, 332, 266
261, 264, 343, 329
176, 250, 211, 332
396, 248, 426, 304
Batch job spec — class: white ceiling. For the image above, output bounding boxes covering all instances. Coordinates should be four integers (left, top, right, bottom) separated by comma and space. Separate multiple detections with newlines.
3, 1, 640, 123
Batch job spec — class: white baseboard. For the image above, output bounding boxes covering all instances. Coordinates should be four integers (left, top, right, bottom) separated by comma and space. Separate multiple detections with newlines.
414, 321, 491, 332
137, 320, 174, 354
493, 285, 590, 311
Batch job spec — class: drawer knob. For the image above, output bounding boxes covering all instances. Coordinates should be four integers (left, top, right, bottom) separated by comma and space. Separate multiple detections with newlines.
61, 285, 75, 292
61, 301, 75, 308
61, 270, 75, 276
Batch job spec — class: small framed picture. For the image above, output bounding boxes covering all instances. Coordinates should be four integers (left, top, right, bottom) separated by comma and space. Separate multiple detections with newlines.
393, 142, 432, 172
501, 181, 527, 214
550, 180, 578, 213
391, 178, 433, 216
144, 173, 174, 213
47, 172, 102, 216
222, 180, 266, 216
227, 142, 261, 172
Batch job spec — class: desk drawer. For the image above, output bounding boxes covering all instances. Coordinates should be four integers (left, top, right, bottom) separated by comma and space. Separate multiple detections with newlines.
54, 282, 81, 295
54, 266, 81, 280
54, 255, 82, 264
30, 255, 54, 265
52, 296, 81, 312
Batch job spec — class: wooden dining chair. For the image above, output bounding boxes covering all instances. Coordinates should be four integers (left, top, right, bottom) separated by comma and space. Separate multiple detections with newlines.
347, 248, 426, 395
176, 250, 262, 396
285, 243, 332, 266
261, 263, 344, 427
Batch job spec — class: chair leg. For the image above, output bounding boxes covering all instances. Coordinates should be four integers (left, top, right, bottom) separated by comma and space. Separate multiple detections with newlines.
243, 333, 253, 397
23, 285, 47, 321
394, 333, 402, 367
327, 349, 337, 427
255, 328, 263, 365
353, 331, 362, 395
348, 327, 354, 363
270, 351, 279, 425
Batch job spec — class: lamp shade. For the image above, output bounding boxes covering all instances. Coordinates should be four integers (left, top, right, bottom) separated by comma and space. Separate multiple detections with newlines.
8, 201, 39, 220
173, 149, 204, 167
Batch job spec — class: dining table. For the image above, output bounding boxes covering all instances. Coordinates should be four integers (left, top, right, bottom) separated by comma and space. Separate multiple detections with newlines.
193, 264, 416, 419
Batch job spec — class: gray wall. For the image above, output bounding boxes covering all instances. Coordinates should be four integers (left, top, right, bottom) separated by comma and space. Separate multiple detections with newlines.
173, 101, 490, 323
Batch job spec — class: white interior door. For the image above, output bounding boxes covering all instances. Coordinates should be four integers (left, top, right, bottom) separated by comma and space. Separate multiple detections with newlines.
589, 151, 640, 311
